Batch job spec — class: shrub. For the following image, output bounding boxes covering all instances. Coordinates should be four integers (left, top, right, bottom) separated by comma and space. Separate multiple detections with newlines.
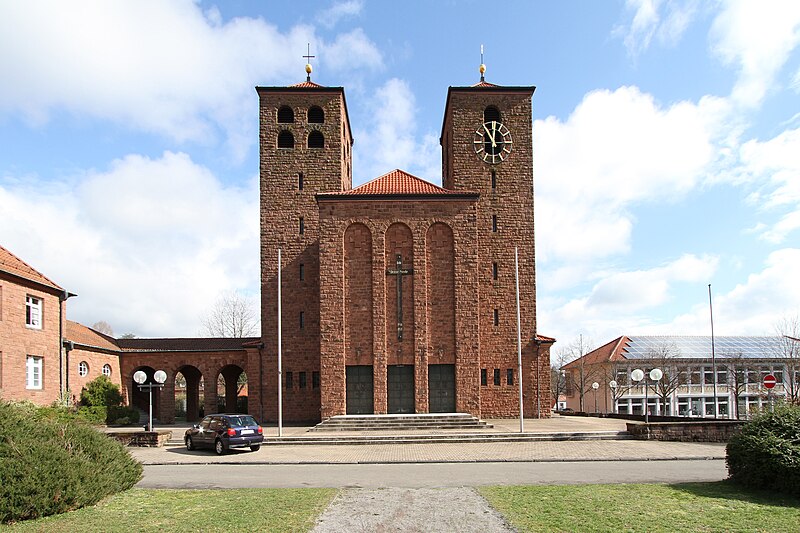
0, 400, 143, 524
726, 402, 800, 496
107, 405, 140, 426
80, 376, 123, 408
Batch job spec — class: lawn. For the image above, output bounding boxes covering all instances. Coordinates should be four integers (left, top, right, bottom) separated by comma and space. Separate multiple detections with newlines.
480, 481, 800, 532
5, 488, 336, 533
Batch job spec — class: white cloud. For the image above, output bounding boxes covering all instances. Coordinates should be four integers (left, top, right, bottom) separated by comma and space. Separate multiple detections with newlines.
316, 0, 364, 28
324, 28, 384, 73
616, 0, 699, 56
534, 86, 728, 264
0, 1, 382, 160
0, 152, 258, 337
352, 78, 440, 184
710, 0, 800, 106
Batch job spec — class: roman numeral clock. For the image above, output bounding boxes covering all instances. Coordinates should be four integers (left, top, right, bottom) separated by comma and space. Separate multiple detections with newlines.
474, 120, 512, 164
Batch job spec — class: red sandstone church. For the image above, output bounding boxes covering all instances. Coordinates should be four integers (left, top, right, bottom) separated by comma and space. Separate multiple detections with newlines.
0, 67, 553, 423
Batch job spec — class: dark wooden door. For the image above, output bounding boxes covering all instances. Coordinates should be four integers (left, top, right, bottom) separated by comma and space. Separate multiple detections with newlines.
387, 365, 415, 414
428, 364, 455, 413
346, 365, 374, 414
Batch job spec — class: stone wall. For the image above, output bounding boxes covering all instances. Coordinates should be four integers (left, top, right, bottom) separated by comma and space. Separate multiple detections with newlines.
626, 420, 746, 442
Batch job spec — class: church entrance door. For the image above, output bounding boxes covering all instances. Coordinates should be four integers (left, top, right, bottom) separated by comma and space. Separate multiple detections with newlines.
387, 365, 415, 414
346, 365, 374, 414
428, 364, 456, 413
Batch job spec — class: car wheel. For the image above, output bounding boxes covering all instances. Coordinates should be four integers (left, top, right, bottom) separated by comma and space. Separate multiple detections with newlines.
185, 436, 194, 451
250, 444, 261, 452
215, 439, 226, 455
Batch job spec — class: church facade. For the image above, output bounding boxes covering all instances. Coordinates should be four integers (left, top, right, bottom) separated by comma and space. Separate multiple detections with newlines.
251, 73, 553, 421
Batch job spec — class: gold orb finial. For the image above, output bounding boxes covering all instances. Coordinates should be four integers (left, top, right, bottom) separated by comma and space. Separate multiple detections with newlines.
479, 63, 486, 75
305, 63, 312, 75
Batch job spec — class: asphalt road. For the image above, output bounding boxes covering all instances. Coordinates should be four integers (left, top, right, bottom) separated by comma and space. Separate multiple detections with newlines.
138, 459, 728, 489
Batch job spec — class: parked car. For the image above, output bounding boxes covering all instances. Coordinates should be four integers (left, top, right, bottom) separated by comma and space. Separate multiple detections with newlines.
185, 414, 264, 455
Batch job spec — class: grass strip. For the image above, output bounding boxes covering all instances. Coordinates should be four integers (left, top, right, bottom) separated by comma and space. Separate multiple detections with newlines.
6, 487, 336, 532
480, 481, 800, 533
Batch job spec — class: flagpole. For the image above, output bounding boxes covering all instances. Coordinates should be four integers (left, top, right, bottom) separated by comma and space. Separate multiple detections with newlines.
708, 284, 718, 419
515, 247, 524, 433
278, 248, 283, 436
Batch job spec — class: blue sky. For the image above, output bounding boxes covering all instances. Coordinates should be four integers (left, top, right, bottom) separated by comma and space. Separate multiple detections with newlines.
1, 1, 799, 351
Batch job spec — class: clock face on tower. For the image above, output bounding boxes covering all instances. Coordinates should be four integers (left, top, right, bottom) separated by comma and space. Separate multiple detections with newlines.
474, 121, 512, 164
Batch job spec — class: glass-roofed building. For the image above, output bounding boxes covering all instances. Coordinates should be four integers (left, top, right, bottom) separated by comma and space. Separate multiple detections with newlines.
561, 335, 799, 419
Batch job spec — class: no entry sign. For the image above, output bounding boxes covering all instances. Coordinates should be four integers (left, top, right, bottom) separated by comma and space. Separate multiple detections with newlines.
763, 374, 777, 389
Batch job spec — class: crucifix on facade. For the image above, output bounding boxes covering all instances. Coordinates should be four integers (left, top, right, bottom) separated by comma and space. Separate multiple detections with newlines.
386, 253, 413, 341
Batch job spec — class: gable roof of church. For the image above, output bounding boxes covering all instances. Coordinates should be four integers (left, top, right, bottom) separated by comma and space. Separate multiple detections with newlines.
317, 169, 479, 200
66, 320, 120, 352
0, 244, 64, 293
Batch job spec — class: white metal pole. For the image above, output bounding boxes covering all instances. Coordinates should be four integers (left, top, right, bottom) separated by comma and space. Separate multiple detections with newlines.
515, 247, 524, 433
148, 386, 153, 432
278, 248, 283, 437
708, 284, 718, 419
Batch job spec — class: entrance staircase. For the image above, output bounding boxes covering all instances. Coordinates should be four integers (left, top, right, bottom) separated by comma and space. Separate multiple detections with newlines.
309, 413, 491, 432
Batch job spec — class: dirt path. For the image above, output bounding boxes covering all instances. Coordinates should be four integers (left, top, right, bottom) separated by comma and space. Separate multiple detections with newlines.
311, 487, 515, 532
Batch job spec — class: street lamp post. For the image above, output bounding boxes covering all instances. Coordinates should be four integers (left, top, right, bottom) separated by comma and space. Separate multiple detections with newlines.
133, 369, 167, 431
591, 381, 599, 413
609, 380, 618, 414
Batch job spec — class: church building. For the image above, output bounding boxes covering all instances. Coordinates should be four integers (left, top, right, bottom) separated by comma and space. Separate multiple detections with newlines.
250, 63, 553, 421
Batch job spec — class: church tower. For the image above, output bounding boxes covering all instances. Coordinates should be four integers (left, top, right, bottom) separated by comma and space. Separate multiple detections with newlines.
255, 64, 353, 421
440, 64, 548, 416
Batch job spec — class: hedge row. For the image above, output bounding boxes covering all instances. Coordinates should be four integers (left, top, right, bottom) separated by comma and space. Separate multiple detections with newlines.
0, 400, 143, 524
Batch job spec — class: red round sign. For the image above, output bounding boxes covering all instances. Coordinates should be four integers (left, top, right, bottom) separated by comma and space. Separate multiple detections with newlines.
763, 374, 777, 389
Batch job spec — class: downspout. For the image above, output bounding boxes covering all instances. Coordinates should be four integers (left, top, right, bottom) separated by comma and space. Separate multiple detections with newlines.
258, 342, 265, 422
58, 290, 74, 400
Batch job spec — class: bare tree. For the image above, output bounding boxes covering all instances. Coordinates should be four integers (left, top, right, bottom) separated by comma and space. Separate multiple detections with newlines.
201, 290, 258, 338
119, 333, 137, 339
646, 341, 685, 416
91, 320, 114, 336
723, 351, 749, 419
564, 335, 600, 412
774, 315, 800, 405
550, 349, 571, 409
607, 360, 635, 412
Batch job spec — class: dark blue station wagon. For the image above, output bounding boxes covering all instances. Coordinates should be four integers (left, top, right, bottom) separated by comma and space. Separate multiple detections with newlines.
185, 414, 264, 455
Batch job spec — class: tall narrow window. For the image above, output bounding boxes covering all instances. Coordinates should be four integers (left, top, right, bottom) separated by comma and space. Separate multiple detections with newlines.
481, 369, 487, 386
492, 262, 498, 280
299, 264, 305, 281
299, 371, 307, 389
312, 371, 320, 389
299, 311, 305, 329
308, 131, 324, 148
26, 355, 43, 389
299, 217, 305, 235
491, 170, 497, 189
26, 296, 42, 329
493, 368, 501, 386
277, 130, 294, 148
298, 172, 304, 190
492, 215, 497, 233
493, 309, 499, 326
285, 371, 293, 390
507, 369, 514, 386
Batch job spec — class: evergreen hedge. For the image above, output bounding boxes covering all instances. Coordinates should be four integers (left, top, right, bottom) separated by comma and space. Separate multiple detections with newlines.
726, 403, 800, 496
0, 400, 142, 524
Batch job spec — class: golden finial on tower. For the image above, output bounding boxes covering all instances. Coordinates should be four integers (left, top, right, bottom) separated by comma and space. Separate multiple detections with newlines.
303, 43, 315, 82
479, 44, 486, 82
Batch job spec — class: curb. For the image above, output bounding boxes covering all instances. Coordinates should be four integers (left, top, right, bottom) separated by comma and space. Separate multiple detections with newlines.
139, 456, 725, 466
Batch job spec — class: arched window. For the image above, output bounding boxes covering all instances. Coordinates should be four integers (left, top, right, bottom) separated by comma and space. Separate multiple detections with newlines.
308, 131, 324, 149
277, 106, 294, 123
308, 106, 324, 123
78, 361, 89, 377
278, 130, 294, 148
102, 364, 112, 377
484, 106, 501, 123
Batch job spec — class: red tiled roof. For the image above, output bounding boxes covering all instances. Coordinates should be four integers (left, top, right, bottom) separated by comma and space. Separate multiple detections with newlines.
325, 169, 474, 197
561, 336, 630, 370
536, 334, 557, 343
117, 337, 258, 352
289, 80, 324, 88
66, 320, 120, 351
0, 244, 63, 291
472, 80, 499, 88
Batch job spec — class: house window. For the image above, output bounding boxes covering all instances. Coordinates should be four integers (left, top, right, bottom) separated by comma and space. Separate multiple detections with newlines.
277, 106, 294, 123
492, 262, 498, 280
299, 217, 305, 234
308, 131, 324, 149
299, 311, 305, 329
481, 369, 487, 386
492, 215, 497, 233
507, 369, 514, 386
312, 371, 320, 389
26, 295, 42, 329
298, 172, 304, 190
493, 368, 501, 386
308, 106, 324, 123
484, 106, 501, 123
491, 170, 496, 189
102, 364, 112, 377
299, 371, 307, 389
300, 264, 305, 281
493, 309, 499, 326
277, 130, 294, 148
78, 361, 89, 377
285, 371, 293, 389
26, 355, 43, 389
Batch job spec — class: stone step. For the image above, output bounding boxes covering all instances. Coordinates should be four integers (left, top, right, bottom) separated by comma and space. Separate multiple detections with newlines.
260, 431, 634, 446
310, 413, 491, 432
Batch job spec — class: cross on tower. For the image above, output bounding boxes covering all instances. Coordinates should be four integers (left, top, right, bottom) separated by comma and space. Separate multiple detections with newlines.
386, 253, 413, 341
303, 43, 315, 82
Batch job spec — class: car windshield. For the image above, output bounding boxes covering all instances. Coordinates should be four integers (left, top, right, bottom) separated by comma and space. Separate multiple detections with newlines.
227, 415, 258, 427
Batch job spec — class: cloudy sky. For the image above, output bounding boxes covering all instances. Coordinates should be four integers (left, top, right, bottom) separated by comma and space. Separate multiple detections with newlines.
1, 1, 799, 347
